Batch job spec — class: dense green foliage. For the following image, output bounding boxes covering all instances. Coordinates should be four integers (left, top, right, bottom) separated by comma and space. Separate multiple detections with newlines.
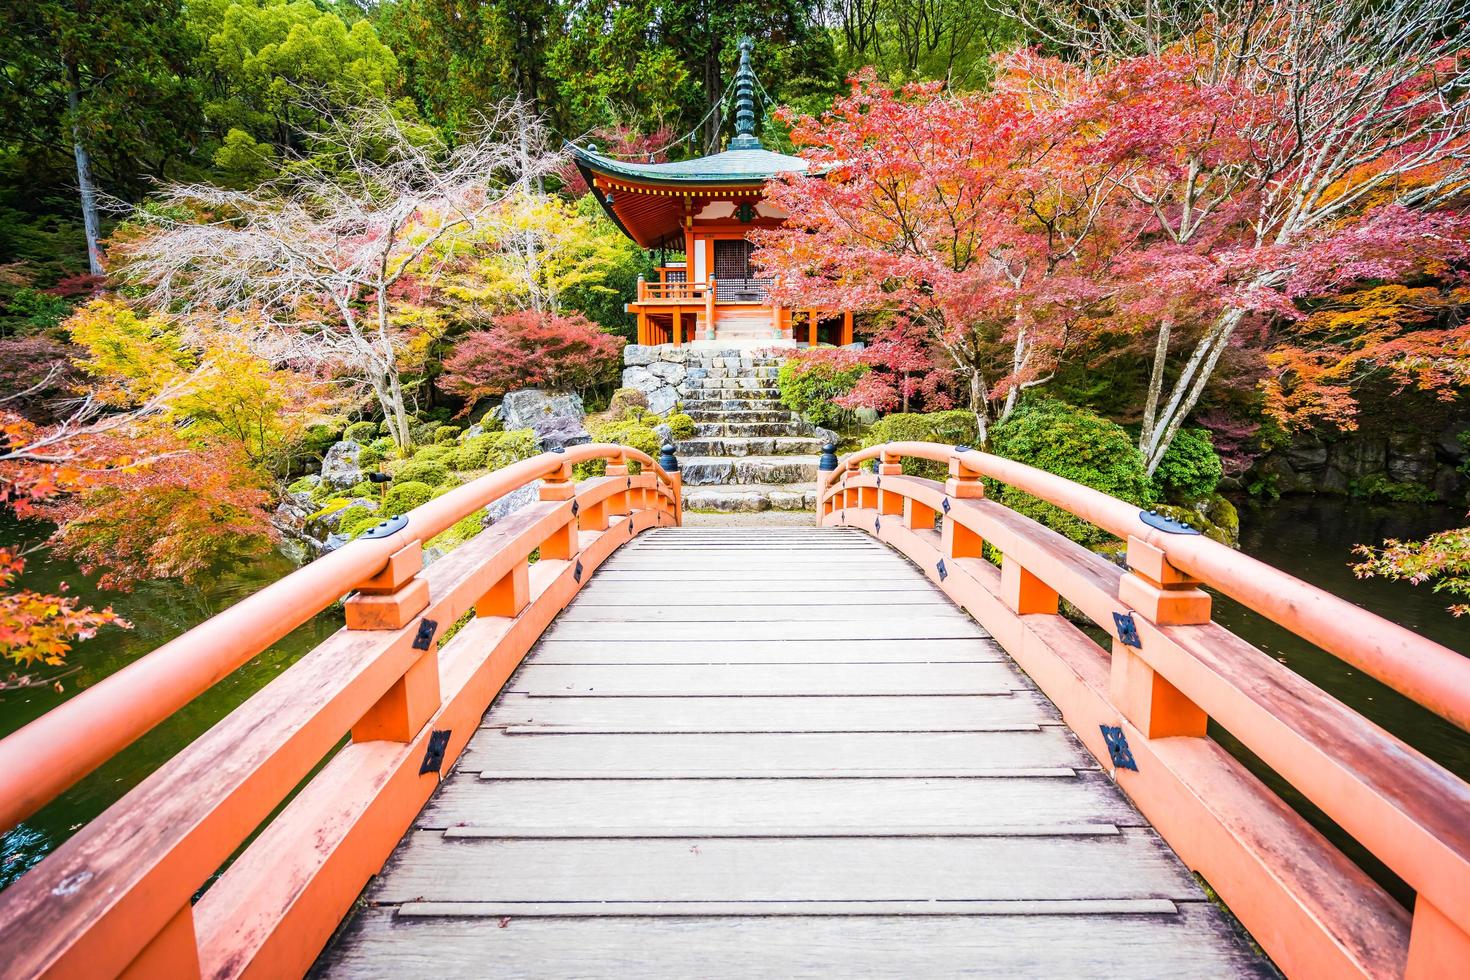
989, 401, 1155, 548
1151, 428, 1224, 500
863, 410, 979, 479
777, 355, 868, 429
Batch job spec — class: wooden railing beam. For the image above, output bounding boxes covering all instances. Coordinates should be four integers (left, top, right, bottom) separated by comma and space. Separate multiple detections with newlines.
818, 440, 1470, 978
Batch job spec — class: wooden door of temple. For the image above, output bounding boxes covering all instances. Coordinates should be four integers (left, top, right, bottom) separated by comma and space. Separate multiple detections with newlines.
713, 239, 769, 302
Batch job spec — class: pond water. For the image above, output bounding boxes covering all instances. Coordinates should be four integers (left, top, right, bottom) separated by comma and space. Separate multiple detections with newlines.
1, 497, 1466, 899
0, 519, 341, 890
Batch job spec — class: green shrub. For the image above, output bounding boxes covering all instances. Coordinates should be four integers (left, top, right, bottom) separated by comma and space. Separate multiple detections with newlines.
486, 429, 538, 469
434, 425, 462, 443
471, 413, 504, 435
608, 387, 650, 419
427, 513, 486, 554
412, 444, 454, 463
338, 505, 387, 539
343, 480, 380, 499
446, 430, 539, 472
447, 435, 494, 470
666, 412, 696, 440
358, 446, 383, 466
287, 476, 320, 495
1152, 428, 1223, 500
344, 421, 378, 443
409, 420, 443, 444
300, 423, 342, 460
863, 411, 980, 480
989, 401, 1154, 547
383, 481, 435, 517
776, 355, 868, 429
393, 459, 451, 486
1349, 473, 1436, 504
378, 419, 394, 436
582, 417, 660, 476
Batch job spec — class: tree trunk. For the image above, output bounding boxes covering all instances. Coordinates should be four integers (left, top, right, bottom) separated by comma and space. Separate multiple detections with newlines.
1143, 308, 1245, 474
64, 61, 103, 276
1137, 316, 1173, 455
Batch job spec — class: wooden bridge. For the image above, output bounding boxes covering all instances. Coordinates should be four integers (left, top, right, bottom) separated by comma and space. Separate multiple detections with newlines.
0, 441, 1467, 979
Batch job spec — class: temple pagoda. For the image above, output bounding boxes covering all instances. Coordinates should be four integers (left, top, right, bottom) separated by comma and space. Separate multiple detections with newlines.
569, 40, 853, 348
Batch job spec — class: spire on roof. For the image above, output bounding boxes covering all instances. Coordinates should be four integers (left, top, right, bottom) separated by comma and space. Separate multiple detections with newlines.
730, 37, 761, 151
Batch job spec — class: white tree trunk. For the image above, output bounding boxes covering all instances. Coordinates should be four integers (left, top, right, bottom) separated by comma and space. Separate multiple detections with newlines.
1143, 308, 1246, 474
1137, 316, 1172, 455
65, 65, 103, 276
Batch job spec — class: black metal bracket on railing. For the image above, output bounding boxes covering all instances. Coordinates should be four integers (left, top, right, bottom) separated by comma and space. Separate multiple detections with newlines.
1140, 509, 1201, 535
1100, 725, 1138, 772
412, 618, 439, 652
1112, 611, 1141, 649
359, 514, 410, 540
419, 729, 452, 776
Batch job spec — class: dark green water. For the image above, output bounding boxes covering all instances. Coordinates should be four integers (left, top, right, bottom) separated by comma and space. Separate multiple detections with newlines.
0, 519, 341, 890
0, 497, 1466, 899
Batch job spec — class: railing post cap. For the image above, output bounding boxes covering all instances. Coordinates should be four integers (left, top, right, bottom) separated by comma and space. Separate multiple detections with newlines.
658, 443, 680, 471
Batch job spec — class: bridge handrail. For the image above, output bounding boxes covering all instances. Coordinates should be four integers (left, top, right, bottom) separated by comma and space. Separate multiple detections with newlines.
0, 443, 673, 833
820, 441, 1470, 978
824, 440, 1470, 733
0, 441, 680, 977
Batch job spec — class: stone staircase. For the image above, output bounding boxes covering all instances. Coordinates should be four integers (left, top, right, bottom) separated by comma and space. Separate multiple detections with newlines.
675, 352, 820, 512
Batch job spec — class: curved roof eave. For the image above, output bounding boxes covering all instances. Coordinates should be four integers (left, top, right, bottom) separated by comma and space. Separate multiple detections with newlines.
567, 143, 817, 188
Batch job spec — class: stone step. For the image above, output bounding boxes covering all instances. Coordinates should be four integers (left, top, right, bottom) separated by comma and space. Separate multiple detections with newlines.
683, 483, 817, 513
695, 420, 815, 439
681, 392, 784, 406
693, 378, 781, 392
687, 410, 796, 424
690, 366, 780, 379
677, 437, 824, 458
679, 455, 821, 486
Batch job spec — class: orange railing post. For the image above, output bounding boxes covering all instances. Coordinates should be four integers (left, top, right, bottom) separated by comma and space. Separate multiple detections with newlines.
538, 460, 580, 560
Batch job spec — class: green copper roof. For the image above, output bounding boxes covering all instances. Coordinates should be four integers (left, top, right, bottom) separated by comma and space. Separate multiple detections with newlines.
569, 144, 808, 186
568, 38, 808, 187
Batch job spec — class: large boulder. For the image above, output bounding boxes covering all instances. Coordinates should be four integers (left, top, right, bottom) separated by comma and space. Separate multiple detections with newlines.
649, 360, 687, 385
533, 414, 591, 452
495, 389, 585, 431
485, 480, 543, 523
320, 440, 365, 490
622, 366, 658, 392
623, 345, 657, 367
646, 385, 679, 416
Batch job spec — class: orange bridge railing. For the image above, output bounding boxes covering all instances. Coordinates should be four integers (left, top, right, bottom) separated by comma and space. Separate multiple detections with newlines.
0, 444, 681, 979
818, 441, 1470, 980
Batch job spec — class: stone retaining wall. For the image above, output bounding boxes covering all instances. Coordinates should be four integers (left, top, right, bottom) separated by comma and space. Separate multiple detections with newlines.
621, 345, 777, 415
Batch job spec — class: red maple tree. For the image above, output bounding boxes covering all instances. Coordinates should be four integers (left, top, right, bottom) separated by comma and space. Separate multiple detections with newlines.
439, 310, 625, 409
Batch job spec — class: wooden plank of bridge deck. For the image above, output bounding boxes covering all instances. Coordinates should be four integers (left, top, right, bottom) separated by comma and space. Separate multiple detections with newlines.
317, 527, 1269, 979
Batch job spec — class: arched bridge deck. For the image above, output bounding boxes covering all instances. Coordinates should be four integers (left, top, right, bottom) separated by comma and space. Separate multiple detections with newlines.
1, 441, 1467, 980
317, 527, 1268, 977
